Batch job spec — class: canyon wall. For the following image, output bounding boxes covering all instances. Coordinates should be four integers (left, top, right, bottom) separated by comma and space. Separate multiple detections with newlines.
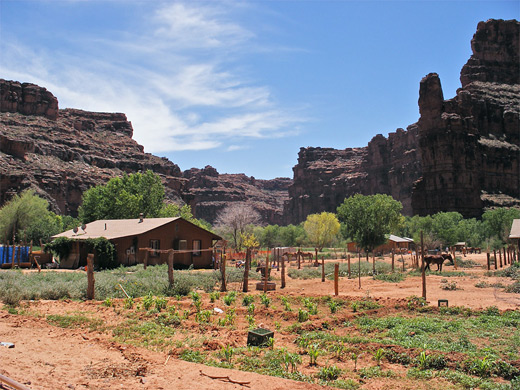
0, 79, 288, 223
284, 19, 519, 224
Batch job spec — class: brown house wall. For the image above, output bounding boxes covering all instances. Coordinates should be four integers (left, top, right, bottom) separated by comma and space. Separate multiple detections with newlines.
115, 219, 216, 268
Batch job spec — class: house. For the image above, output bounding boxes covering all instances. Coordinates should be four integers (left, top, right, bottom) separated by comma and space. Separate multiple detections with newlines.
347, 235, 414, 254
509, 219, 520, 244
52, 217, 221, 269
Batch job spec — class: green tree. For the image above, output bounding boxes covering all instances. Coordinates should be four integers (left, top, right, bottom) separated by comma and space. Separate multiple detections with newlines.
482, 208, 520, 245
78, 170, 165, 223
303, 212, 340, 259
159, 203, 211, 230
0, 190, 62, 243
279, 224, 307, 247
430, 212, 464, 247
337, 194, 403, 254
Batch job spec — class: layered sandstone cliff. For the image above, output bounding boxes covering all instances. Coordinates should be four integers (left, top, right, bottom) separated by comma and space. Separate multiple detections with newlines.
284, 126, 421, 224
183, 166, 290, 225
412, 19, 520, 216
284, 19, 519, 224
0, 79, 290, 223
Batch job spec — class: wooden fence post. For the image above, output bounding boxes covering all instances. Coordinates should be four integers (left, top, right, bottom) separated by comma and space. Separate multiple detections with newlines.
167, 250, 174, 288
243, 248, 250, 293
220, 252, 227, 292
503, 247, 507, 266
347, 254, 351, 278
263, 254, 269, 293
297, 251, 301, 269
493, 250, 497, 270
334, 263, 339, 296
391, 250, 395, 272
143, 249, 148, 270
358, 251, 361, 289
321, 256, 325, 282
421, 231, 426, 300
486, 252, 490, 271
452, 247, 458, 270
281, 254, 286, 289
499, 249, 503, 268
87, 254, 95, 300
372, 252, 375, 275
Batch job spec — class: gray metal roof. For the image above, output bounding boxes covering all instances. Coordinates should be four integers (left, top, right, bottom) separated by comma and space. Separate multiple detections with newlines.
510, 219, 520, 239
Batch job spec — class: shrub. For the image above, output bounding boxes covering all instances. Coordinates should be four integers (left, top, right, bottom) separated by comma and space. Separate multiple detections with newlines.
317, 365, 342, 381
298, 309, 309, 322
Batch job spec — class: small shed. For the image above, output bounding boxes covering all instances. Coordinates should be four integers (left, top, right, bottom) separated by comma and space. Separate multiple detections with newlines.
52, 217, 221, 269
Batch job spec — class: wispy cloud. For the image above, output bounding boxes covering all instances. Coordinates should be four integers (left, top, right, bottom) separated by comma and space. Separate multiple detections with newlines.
0, 1, 304, 154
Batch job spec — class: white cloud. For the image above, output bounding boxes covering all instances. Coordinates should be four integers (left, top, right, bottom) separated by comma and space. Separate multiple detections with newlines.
153, 2, 254, 49
0, 1, 304, 154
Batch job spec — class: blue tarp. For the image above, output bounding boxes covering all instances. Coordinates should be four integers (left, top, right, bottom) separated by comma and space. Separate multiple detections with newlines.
0, 246, 30, 265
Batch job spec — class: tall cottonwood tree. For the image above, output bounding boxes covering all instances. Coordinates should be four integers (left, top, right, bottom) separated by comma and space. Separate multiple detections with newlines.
337, 194, 403, 255
303, 212, 340, 261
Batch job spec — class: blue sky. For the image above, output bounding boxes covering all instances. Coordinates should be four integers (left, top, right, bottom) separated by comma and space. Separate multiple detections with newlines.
1, 1, 518, 179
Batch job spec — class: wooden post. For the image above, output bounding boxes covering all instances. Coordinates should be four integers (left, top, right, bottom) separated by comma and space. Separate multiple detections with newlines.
297, 250, 301, 269
358, 251, 361, 289
347, 254, 351, 278
281, 254, 286, 289
421, 231, 426, 300
391, 250, 395, 272
486, 252, 490, 271
402, 252, 405, 272
493, 250, 497, 270
143, 249, 149, 270
372, 252, 375, 275
167, 250, 174, 288
503, 247, 507, 266
11, 244, 14, 269
321, 256, 325, 282
263, 254, 269, 293
86, 254, 95, 300
243, 248, 250, 293
452, 247, 458, 270
499, 249, 503, 268
220, 252, 227, 292
334, 263, 339, 296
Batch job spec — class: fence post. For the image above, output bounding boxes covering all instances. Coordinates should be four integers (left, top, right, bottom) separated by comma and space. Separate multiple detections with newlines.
243, 248, 250, 293
281, 254, 286, 289
452, 247, 458, 270
347, 254, 351, 278
143, 249, 148, 270
503, 247, 507, 266
421, 231, 426, 300
493, 250, 497, 270
499, 249, 503, 268
486, 252, 490, 271
334, 263, 339, 296
358, 251, 361, 289
263, 254, 269, 293
321, 256, 325, 282
220, 252, 227, 292
168, 250, 174, 288
87, 254, 95, 300
391, 250, 395, 272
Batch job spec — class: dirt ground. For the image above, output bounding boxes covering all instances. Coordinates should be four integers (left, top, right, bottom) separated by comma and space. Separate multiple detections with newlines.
0, 253, 518, 390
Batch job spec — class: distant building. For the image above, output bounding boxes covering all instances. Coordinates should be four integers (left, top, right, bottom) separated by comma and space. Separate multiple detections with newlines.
509, 219, 520, 245
347, 235, 414, 254
53, 217, 221, 269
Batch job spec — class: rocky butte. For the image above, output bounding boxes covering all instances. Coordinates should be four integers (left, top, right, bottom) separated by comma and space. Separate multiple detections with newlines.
0, 80, 289, 224
284, 19, 519, 224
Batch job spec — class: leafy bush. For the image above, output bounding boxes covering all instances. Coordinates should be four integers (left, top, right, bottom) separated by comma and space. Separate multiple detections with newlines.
316, 365, 342, 380
85, 237, 118, 269
374, 272, 405, 283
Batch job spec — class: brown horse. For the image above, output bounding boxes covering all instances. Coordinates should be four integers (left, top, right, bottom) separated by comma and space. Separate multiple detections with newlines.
425, 253, 452, 271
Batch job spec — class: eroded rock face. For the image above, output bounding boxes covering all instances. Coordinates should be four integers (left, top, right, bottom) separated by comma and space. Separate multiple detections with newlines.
284, 19, 519, 223
183, 166, 291, 225
0, 79, 290, 222
1, 79, 58, 120
412, 20, 520, 216
284, 127, 422, 224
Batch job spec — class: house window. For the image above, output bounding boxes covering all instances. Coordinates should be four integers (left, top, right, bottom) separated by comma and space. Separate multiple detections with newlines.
150, 239, 160, 257
193, 240, 201, 256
